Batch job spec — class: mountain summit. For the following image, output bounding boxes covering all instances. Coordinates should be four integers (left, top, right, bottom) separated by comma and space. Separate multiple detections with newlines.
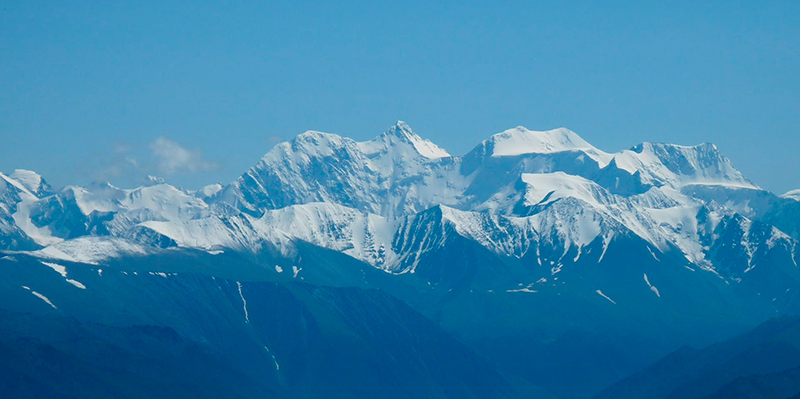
484, 126, 608, 159
371, 120, 451, 159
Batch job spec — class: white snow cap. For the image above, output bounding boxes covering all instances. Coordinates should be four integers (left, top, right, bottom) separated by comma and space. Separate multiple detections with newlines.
373, 121, 451, 159
9, 169, 46, 194
612, 142, 757, 189
783, 189, 800, 201
144, 175, 167, 186
488, 127, 598, 157
480, 126, 613, 167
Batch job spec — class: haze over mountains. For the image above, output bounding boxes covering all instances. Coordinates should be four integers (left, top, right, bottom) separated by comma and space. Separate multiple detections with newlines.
2, 122, 800, 399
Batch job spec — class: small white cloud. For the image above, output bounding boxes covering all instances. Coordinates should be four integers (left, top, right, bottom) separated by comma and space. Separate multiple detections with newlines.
149, 137, 219, 175
89, 142, 139, 181
124, 156, 138, 168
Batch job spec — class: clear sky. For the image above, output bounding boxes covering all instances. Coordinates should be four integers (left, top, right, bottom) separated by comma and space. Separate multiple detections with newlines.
2, 1, 799, 193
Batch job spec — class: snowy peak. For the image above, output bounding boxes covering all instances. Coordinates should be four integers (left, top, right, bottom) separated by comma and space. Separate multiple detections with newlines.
8, 169, 52, 197
465, 127, 614, 170
630, 142, 721, 159
282, 130, 356, 159
3, 121, 793, 289
485, 127, 599, 157
51, 181, 207, 222
379, 120, 420, 145
0, 172, 38, 202
216, 122, 459, 218
359, 121, 450, 160
611, 142, 756, 189
385, 120, 416, 138
388, 121, 451, 159
143, 175, 167, 186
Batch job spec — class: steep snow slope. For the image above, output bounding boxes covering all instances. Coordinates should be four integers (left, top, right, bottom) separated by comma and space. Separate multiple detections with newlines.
8, 169, 52, 197
1, 172, 63, 247
0, 173, 41, 250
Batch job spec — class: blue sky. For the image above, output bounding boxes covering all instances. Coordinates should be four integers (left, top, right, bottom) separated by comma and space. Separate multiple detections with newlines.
2, 1, 799, 193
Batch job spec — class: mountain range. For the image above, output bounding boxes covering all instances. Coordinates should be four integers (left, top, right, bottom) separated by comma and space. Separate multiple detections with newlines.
2, 121, 799, 398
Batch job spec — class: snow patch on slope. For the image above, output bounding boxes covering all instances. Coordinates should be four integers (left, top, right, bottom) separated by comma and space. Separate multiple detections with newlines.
41, 261, 87, 289
34, 237, 152, 265
22, 286, 57, 309
237, 281, 250, 324
596, 290, 617, 304
643, 273, 661, 297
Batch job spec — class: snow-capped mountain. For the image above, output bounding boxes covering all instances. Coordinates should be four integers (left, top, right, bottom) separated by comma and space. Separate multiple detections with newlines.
3, 122, 799, 399
212, 121, 460, 218
2, 122, 793, 282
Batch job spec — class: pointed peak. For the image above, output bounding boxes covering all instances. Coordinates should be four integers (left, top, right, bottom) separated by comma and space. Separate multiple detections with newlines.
393, 120, 412, 131
362, 122, 450, 160
383, 120, 417, 140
